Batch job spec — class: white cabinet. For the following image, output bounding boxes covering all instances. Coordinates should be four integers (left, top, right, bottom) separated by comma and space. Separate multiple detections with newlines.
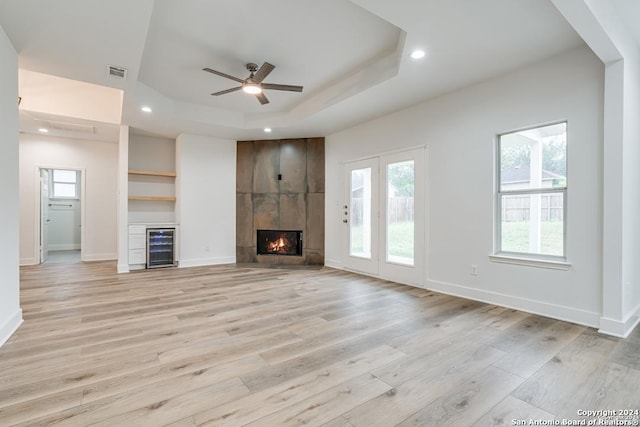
128, 224, 179, 269
128, 225, 147, 268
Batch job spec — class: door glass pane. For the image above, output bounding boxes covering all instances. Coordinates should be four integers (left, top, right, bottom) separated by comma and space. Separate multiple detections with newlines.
350, 168, 371, 258
387, 160, 414, 265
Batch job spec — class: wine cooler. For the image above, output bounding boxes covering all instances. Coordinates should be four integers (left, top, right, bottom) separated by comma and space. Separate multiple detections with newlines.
146, 228, 177, 268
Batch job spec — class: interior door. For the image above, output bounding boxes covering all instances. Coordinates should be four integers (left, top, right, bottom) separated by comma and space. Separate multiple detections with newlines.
342, 158, 379, 275
40, 168, 50, 263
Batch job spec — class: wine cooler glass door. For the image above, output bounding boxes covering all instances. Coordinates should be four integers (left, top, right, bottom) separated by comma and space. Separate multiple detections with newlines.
147, 228, 176, 268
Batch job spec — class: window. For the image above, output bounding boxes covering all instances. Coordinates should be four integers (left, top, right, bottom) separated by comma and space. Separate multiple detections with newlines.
496, 122, 567, 259
51, 169, 79, 198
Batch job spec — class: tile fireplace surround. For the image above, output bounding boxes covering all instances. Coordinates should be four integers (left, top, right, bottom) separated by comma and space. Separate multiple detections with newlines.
236, 138, 324, 265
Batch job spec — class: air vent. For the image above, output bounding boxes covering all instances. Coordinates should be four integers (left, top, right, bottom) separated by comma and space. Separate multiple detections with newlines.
107, 65, 127, 79
35, 119, 96, 134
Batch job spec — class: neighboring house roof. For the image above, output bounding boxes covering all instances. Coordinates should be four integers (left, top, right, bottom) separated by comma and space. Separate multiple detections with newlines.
501, 164, 564, 184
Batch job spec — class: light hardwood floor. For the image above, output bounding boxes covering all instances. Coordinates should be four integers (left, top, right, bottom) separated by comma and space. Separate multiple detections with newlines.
1, 261, 639, 426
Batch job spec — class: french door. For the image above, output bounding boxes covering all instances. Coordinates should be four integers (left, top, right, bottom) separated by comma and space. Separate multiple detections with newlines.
343, 158, 379, 275
342, 148, 425, 285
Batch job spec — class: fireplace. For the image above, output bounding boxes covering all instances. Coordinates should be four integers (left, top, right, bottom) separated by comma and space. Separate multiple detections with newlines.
257, 230, 303, 256
236, 138, 324, 265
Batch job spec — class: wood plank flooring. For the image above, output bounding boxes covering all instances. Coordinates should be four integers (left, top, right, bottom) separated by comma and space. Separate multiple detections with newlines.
1, 261, 639, 426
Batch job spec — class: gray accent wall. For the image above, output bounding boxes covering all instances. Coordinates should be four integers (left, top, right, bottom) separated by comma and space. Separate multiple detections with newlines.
236, 138, 324, 265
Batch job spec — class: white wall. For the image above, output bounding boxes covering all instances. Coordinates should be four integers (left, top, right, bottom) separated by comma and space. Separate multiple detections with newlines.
0, 24, 22, 347
117, 125, 129, 273
553, 0, 640, 336
128, 133, 176, 224
176, 134, 236, 267
20, 134, 118, 264
19, 69, 123, 125
129, 134, 175, 171
47, 196, 81, 250
620, 43, 640, 325
326, 46, 604, 327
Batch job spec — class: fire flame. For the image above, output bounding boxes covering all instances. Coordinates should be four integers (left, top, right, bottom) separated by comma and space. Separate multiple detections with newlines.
268, 235, 289, 253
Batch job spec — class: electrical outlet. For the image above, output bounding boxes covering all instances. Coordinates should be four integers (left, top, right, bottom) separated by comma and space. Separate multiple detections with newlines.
470, 265, 478, 276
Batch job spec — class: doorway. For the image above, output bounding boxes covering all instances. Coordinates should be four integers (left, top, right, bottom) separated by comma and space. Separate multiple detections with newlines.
38, 167, 84, 264
342, 147, 426, 285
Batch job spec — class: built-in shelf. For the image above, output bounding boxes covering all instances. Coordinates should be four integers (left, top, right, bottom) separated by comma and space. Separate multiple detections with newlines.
128, 169, 176, 178
128, 170, 176, 202
128, 196, 176, 202
127, 135, 177, 223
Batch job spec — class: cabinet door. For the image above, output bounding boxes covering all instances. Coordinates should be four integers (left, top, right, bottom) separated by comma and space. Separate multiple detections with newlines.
129, 248, 146, 264
129, 234, 146, 250
129, 225, 146, 234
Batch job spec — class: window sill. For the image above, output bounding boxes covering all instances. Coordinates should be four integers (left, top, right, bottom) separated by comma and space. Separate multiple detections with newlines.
489, 254, 571, 270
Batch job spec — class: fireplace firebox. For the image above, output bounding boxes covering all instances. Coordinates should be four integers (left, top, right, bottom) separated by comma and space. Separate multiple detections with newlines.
257, 230, 303, 256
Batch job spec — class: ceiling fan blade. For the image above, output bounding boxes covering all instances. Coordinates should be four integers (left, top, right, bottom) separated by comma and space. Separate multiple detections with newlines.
211, 86, 242, 96
256, 92, 270, 105
262, 83, 303, 92
202, 67, 244, 83
252, 62, 275, 83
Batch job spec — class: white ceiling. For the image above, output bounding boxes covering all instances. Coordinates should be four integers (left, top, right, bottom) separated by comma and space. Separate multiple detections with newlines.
0, 0, 611, 142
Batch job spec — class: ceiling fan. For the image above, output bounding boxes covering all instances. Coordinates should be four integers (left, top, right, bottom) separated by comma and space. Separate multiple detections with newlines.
203, 62, 303, 105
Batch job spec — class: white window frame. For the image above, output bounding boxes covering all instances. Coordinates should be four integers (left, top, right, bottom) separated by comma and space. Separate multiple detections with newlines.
50, 169, 79, 199
492, 121, 570, 269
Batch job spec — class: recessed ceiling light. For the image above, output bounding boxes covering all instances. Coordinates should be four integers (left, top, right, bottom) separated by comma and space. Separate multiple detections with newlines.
264, 127, 272, 133
410, 49, 426, 60
38, 128, 49, 133
141, 106, 152, 113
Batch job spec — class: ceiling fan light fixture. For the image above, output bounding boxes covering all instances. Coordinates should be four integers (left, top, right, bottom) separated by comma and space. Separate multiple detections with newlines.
243, 83, 262, 95
410, 49, 426, 59
204, 62, 302, 105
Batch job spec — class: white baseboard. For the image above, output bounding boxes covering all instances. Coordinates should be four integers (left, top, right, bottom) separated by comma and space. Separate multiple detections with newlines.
316, 262, 640, 336
82, 253, 117, 262
599, 303, 640, 337
324, 258, 344, 270
425, 278, 600, 328
48, 243, 80, 251
117, 263, 130, 273
322, 261, 601, 329
0, 309, 23, 348
20, 257, 38, 266
179, 256, 236, 268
